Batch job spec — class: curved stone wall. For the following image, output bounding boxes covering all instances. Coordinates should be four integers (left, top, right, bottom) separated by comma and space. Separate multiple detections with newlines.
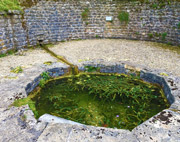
0, 0, 180, 53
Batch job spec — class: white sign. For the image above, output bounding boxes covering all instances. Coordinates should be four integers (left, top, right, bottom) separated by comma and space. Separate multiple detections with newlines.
106, 16, 113, 21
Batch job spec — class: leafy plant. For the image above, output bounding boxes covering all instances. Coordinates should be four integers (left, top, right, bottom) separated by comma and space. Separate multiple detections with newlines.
0, 50, 15, 58
39, 72, 50, 87
41, 72, 50, 80
95, 35, 99, 38
148, 33, 153, 38
161, 32, 167, 40
81, 8, 89, 20
11, 66, 23, 73
118, 11, 129, 23
39, 79, 46, 88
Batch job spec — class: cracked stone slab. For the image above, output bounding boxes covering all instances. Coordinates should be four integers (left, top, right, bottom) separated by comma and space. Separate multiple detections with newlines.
0, 105, 47, 142
132, 109, 180, 142
0, 62, 69, 108
37, 123, 138, 142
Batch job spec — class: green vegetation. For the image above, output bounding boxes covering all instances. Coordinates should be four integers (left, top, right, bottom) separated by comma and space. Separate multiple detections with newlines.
85, 22, 89, 25
21, 114, 27, 121
13, 73, 169, 130
43, 61, 53, 65
84, 66, 100, 72
161, 32, 167, 40
12, 89, 38, 117
0, 50, 16, 58
118, 11, 129, 23
178, 22, 180, 29
81, 8, 89, 20
155, 32, 161, 37
0, 0, 22, 12
95, 35, 100, 38
39, 72, 50, 88
148, 33, 153, 38
11, 66, 23, 73
160, 72, 168, 76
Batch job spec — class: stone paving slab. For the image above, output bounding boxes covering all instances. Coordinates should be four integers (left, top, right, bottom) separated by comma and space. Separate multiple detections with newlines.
0, 106, 46, 142
37, 123, 138, 142
132, 109, 180, 142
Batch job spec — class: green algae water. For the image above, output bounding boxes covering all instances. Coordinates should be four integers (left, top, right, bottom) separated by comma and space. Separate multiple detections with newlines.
13, 73, 170, 130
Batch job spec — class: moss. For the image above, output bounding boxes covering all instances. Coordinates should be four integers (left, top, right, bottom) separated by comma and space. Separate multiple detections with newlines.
160, 72, 168, 76
43, 61, 53, 65
151, 42, 180, 55
41, 45, 79, 75
12, 87, 40, 118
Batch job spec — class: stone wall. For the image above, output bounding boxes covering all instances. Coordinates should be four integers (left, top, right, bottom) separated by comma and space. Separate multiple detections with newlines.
0, 0, 180, 53
0, 11, 27, 53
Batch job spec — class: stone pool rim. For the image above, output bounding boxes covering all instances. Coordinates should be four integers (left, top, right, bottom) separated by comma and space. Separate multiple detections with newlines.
23, 61, 180, 132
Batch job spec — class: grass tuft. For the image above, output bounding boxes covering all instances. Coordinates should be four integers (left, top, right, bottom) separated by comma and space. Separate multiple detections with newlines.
0, 0, 22, 12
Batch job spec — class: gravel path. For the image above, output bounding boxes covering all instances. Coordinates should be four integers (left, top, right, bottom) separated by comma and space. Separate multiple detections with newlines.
0, 39, 179, 79
50, 39, 180, 76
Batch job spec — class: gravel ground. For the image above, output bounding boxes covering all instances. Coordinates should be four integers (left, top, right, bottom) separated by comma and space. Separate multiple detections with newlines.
0, 39, 179, 79
0, 49, 57, 79
50, 39, 180, 76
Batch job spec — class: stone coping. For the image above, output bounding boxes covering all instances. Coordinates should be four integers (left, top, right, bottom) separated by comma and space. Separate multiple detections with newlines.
0, 61, 180, 141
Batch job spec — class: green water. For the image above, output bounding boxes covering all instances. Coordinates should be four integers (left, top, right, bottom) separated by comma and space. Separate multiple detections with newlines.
14, 73, 170, 130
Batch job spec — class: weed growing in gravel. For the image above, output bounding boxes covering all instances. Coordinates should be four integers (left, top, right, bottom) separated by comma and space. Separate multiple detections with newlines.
11, 66, 23, 74
0, 50, 15, 58
43, 61, 53, 65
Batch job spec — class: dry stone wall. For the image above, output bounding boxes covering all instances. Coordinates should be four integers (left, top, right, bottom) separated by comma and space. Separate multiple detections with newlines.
0, 11, 27, 53
0, 0, 180, 54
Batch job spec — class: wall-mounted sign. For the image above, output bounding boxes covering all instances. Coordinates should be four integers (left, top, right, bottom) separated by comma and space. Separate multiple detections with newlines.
106, 16, 113, 21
